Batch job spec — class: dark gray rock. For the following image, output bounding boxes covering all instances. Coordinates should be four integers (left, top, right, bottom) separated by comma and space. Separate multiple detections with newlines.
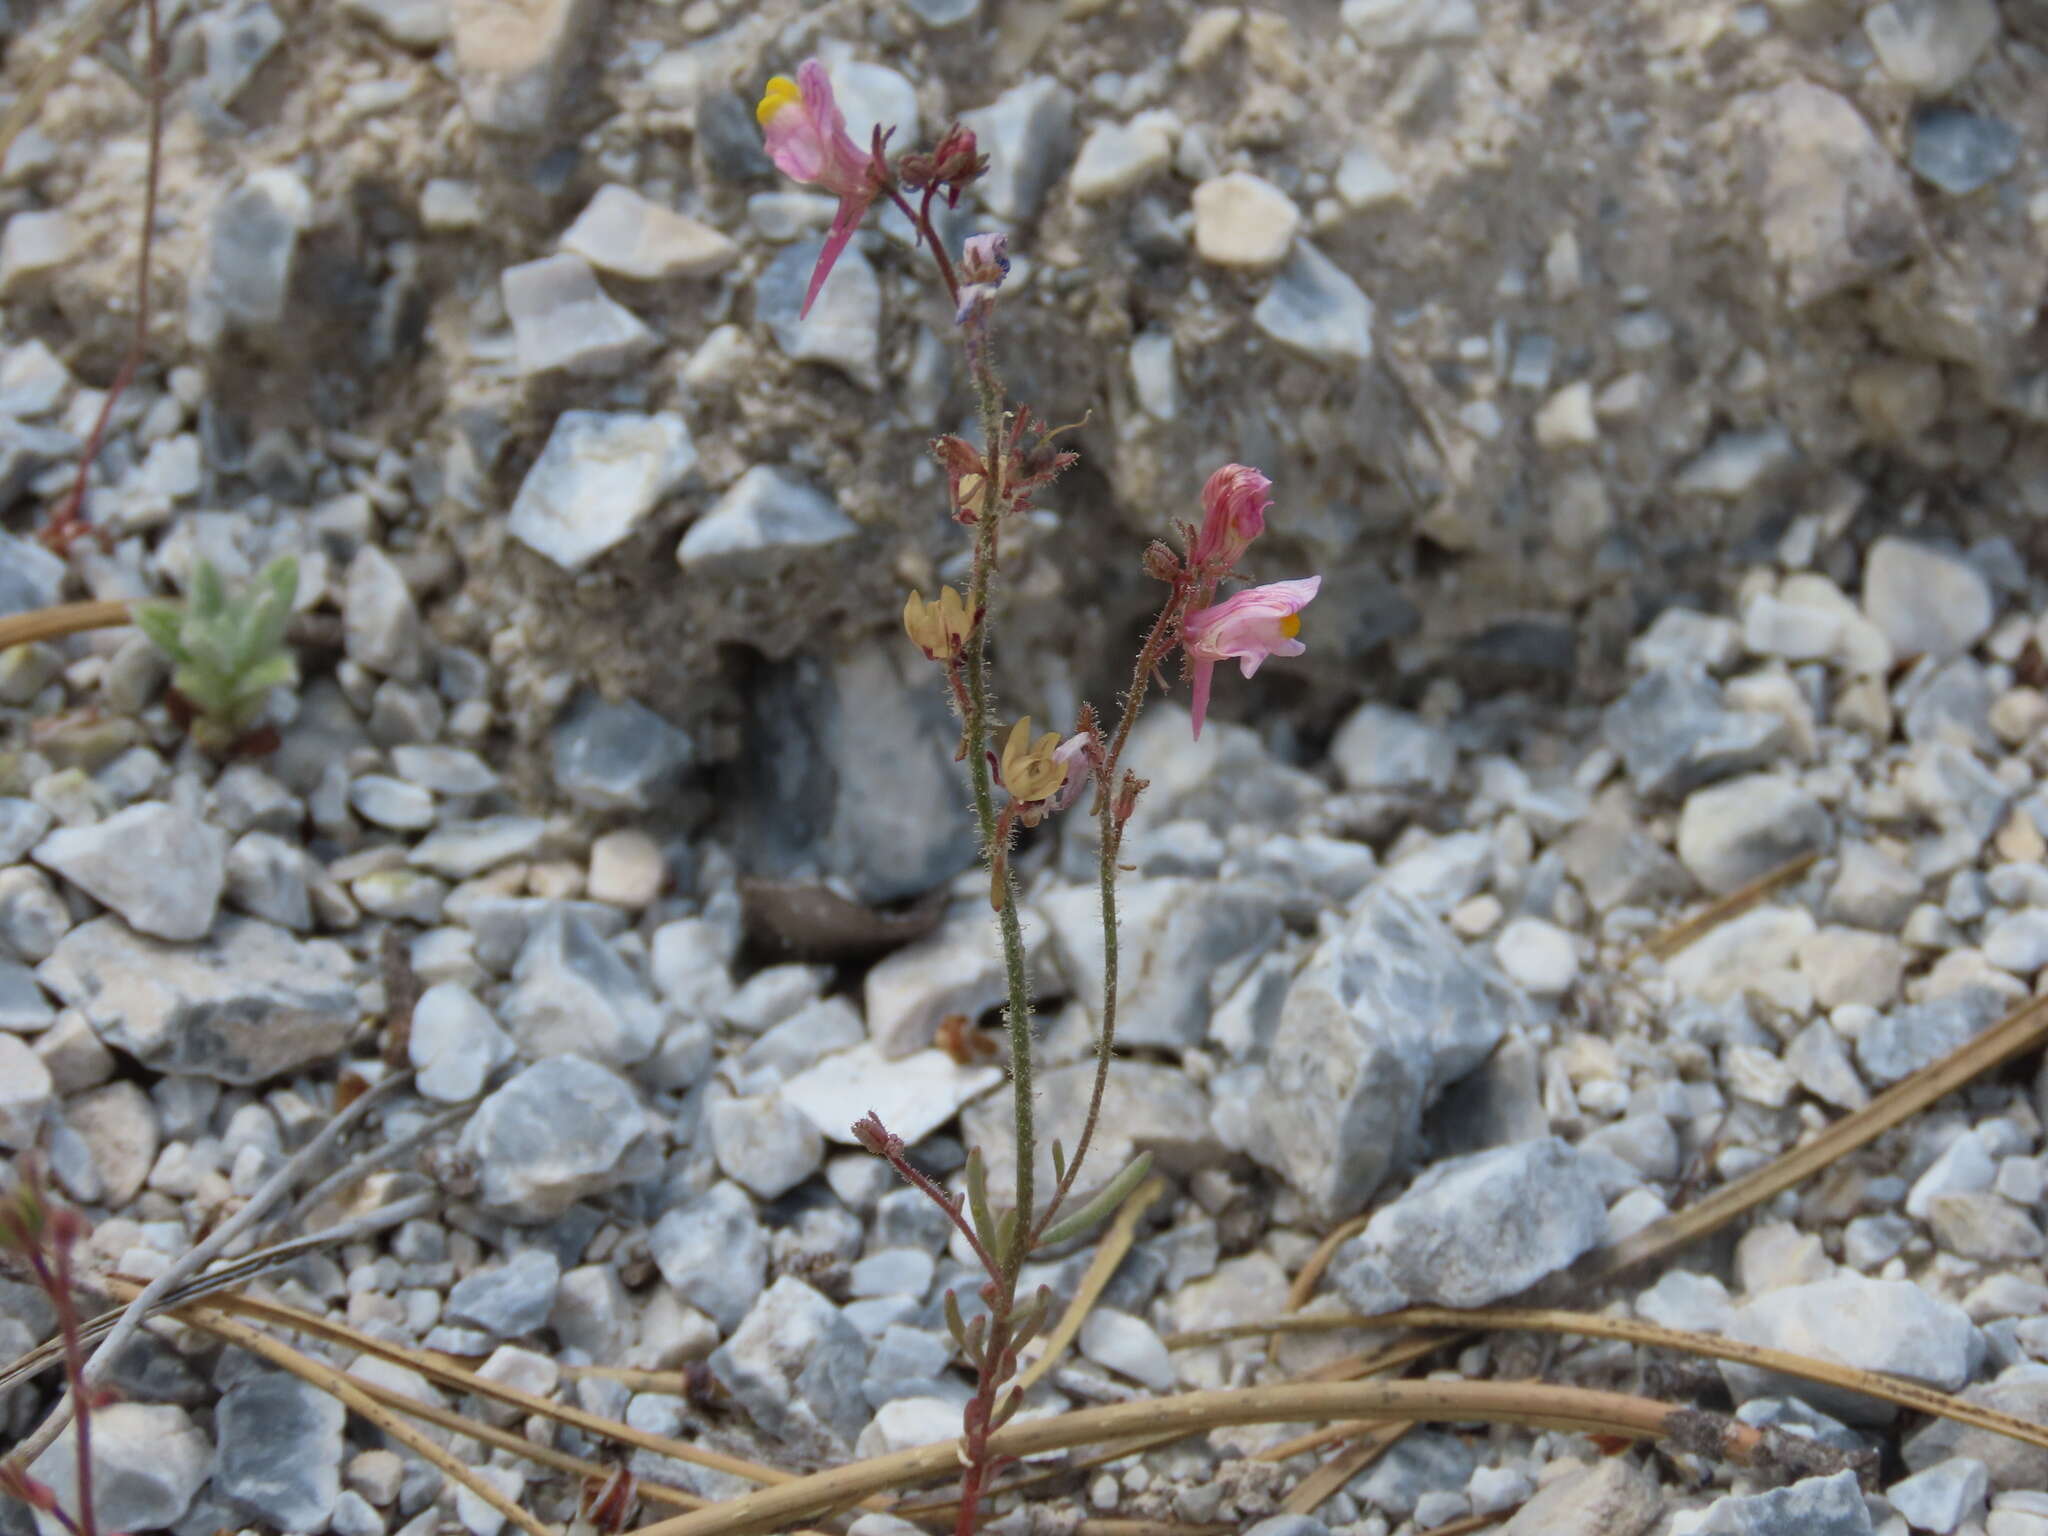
696, 92, 776, 182
729, 639, 977, 904
1257, 885, 1527, 1219
709, 1276, 869, 1457
500, 908, 663, 1068
1331, 1137, 1607, 1312
1603, 666, 1786, 799
456, 1055, 656, 1221
214, 1374, 345, 1532
446, 1249, 560, 1337
1856, 986, 2005, 1086
188, 169, 311, 347
958, 76, 1075, 221
552, 691, 696, 811
648, 1180, 765, 1331
37, 915, 357, 1084
1909, 106, 2020, 196
1692, 1471, 1870, 1535
33, 803, 227, 941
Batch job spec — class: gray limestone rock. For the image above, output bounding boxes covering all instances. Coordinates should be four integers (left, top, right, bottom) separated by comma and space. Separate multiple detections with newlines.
508, 411, 695, 571
677, 465, 858, 574
755, 241, 882, 387
447, 1249, 559, 1337
1722, 1275, 1982, 1422
1856, 987, 2005, 1085
38, 915, 357, 1083
649, 1181, 766, 1332
1863, 538, 1995, 661
729, 639, 977, 904
709, 1276, 869, 1457
34, 803, 226, 941
1692, 1471, 1871, 1536
1328, 704, 1454, 792
344, 546, 423, 681
1866, 0, 2000, 94
1910, 106, 2021, 197
502, 254, 654, 377
1675, 773, 1830, 895
1253, 241, 1375, 364
959, 77, 1075, 221
224, 832, 313, 932
560, 185, 738, 280
1330, 1137, 1607, 1312
215, 1374, 345, 1532
449, 0, 599, 133
1039, 877, 1283, 1052
1603, 666, 1785, 799
29, 1403, 212, 1535
709, 1093, 823, 1201
408, 982, 515, 1101
551, 691, 695, 811
500, 908, 663, 1069
1905, 1372, 2048, 1490
456, 1055, 655, 1221
1256, 885, 1526, 1219
188, 169, 312, 347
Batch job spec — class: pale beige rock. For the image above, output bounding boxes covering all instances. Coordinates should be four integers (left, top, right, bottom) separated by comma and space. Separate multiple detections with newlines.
450, 0, 600, 134
1191, 172, 1300, 269
1534, 381, 1598, 448
587, 829, 665, 907
1499, 1457, 1661, 1536
560, 185, 739, 280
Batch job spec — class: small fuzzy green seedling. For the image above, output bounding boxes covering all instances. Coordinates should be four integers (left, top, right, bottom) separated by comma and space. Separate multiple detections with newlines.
134, 555, 299, 752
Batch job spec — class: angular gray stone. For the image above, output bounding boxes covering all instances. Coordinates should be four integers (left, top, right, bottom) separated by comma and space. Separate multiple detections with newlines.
0, 871, 69, 964
1909, 106, 2020, 197
0, 1033, 52, 1149
508, 411, 695, 571
1603, 666, 1785, 799
551, 691, 695, 811
1559, 801, 1693, 912
959, 77, 1075, 221
1675, 773, 1830, 895
1825, 841, 1922, 929
1342, 0, 1480, 44
1253, 241, 1374, 364
500, 909, 663, 1068
730, 639, 977, 904
677, 465, 857, 574
341, 0, 450, 48
29, 1403, 211, 1535
708, 1276, 869, 1456
1906, 1373, 2048, 1490
783, 1041, 1002, 1150
1866, 0, 2000, 94
1722, 1275, 1982, 1422
201, 0, 284, 110
755, 239, 882, 387
502, 253, 654, 377
1693, 1471, 1871, 1536
188, 169, 312, 346
456, 1055, 655, 1221
408, 982, 514, 1101
449, 0, 599, 134
1039, 877, 1282, 1052
215, 1374, 345, 1532
649, 1181, 766, 1331
1495, 1460, 1662, 1536
0, 798, 53, 865
1863, 538, 1995, 662
344, 546, 422, 681
409, 816, 547, 880
225, 832, 313, 931
1331, 1137, 1607, 1312
447, 1249, 559, 1336
709, 1093, 823, 1201
1328, 704, 1454, 793
38, 915, 357, 1084
34, 803, 226, 941
560, 185, 738, 280
1887, 1456, 1987, 1535
1856, 987, 2005, 1085
1257, 885, 1526, 1219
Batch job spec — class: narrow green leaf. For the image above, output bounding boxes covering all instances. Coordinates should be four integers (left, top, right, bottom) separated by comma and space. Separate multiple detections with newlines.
189, 559, 224, 621
262, 555, 300, 613
943, 1289, 967, 1350
994, 1207, 1020, 1269
965, 1147, 998, 1255
1038, 1151, 1154, 1247
1050, 1139, 1067, 1186
134, 603, 188, 660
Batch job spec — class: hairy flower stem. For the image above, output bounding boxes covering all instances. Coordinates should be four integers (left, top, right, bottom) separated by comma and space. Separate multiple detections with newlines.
1033, 591, 1188, 1238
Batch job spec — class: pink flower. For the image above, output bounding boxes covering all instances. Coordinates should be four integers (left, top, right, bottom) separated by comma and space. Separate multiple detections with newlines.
758, 61, 887, 316
1182, 576, 1322, 738
1186, 463, 1270, 579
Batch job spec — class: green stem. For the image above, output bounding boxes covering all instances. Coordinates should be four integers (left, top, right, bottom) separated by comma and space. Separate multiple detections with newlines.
1031, 591, 1188, 1239
961, 348, 1037, 1281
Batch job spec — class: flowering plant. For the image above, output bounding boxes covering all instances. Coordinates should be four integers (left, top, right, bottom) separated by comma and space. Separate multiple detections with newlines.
758, 60, 1320, 1534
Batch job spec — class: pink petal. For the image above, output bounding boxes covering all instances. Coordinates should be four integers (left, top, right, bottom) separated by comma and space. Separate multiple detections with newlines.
1189, 658, 1215, 739
801, 205, 864, 317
